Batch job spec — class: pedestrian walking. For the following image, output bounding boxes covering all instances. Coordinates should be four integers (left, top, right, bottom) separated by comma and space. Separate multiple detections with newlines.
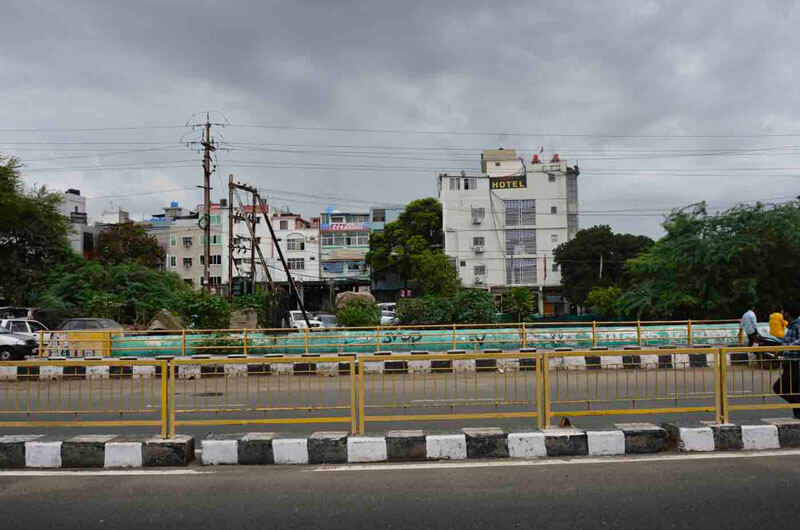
740, 308, 761, 346
774, 302, 800, 419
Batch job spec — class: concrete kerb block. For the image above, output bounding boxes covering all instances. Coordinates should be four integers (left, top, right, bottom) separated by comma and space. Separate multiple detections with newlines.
702, 422, 743, 451
104, 441, 144, 468
463, 428, 508, 458
144, 435, 194, 466
640, 354, 660, 370
40, 360, 64, 380
317, 360, 340, 376
308, 431, 348, 464
508, 431, 547, 458
272, 438, 309, 464
408, 351, 431, 374
616, 423, 669, 453
202, 434, 240, 465
132, 365, 156, 379
673, 353, 691, 369
224, 356, 248, 377
178, 364, 201, 380
270, 355, 296, 375
600, 355, 623, 370
426, 434, 467, 460
448, 350, 475, 373
362, 357, 385, 374
347, 436, 388, 463
62, 434, 116, 468
664, 423, 715, 452
238, 432, 276, 465
25, 439, 62, 468
586, 430, 625, 456
84, 357, 110, 380
0, 434, 44, 468
543, 428, 589, 457
386, 430, 427, 461
741, 425, 780, 450
761, 418, 800, 447
0, 365, 18, 381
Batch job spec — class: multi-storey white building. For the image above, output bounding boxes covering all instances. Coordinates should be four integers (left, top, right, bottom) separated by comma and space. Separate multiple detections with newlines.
57, 188, 98, 258
438, 149, 579, 315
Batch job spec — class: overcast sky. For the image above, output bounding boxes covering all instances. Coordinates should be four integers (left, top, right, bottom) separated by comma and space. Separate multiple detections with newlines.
2, 0, 800, 238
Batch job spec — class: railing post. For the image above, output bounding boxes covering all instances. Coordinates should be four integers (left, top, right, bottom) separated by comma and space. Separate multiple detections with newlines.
452, 324, 457, 350
592, 321, 597, 347
304, 328, 309, 355
357, 357, 365, 435
687, 319, 693, 346
636, 320, 642, 346
39, 330, 45, 358
521, 322, 527, 349
243, 328, 248, 356
375, 326, 381, 352
181, 329, 187, 356
718, 348, 729, 424
164, 359, 173, 438
541, 351, 551, 429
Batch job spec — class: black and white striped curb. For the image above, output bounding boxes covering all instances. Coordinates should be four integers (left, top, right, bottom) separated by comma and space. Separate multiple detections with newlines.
1, 346, 751, 381
0, 434, 194, 468
198, 419, 800, 465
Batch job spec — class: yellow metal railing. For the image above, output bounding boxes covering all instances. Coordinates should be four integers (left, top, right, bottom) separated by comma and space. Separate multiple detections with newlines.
8, 343, 798, 436
0, 358, 168, 437
37, 319, 742, 358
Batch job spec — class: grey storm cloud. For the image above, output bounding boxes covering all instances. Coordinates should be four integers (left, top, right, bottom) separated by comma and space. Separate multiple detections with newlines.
2, 0, 800, 237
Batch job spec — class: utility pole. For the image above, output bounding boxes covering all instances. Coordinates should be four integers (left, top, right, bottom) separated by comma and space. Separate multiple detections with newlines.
251, 192, 257, 294
201, 114, 214, 292
227, 174, 234, 301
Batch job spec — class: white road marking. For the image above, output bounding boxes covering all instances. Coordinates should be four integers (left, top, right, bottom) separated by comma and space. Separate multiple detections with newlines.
0, 469, 211, 477
313, 449, 800, 472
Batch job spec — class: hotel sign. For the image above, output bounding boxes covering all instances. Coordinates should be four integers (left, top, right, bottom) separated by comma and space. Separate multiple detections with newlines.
489, 174, 527, 190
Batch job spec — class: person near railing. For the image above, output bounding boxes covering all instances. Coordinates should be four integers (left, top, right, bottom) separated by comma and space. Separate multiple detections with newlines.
770, 310, 788, 339
740, 308, 762, 346
774, 302, 800, 419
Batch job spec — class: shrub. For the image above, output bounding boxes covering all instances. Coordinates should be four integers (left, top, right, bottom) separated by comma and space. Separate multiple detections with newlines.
336, 298, 380, 327
396, 289, 496, 325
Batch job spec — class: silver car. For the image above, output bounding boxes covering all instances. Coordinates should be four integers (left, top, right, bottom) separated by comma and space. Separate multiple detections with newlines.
0, 319, 48, 340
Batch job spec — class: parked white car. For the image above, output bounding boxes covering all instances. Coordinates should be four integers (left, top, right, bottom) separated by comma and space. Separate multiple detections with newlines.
380, 311, 398, 326
286, 310, 323, 329
0, 319, 48, 340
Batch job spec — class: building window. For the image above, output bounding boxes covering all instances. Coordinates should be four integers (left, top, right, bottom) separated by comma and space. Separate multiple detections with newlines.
449, 178, 460, 191
505, 230, 536, 255
472, 236, 485, 247
331, 215, 345, 224
474, 264, 486, 276
287, 236, 305, 251
372, 209, 386, 223
463, 178, 477, 190
460, 260, 466, 267
200, 255, 222, 265
321, 233, 335, 246
182, 237, 193, 247
347, 262, 364, 271
552, 263, 559, 272
169, 235, 177, 247
211, 235, 222, 245
504, 200, 536, 226
287, 258, 304, 270
471, 207, 485, 222
550, 206, 557, 215
548, 173, 556, 183
182, 257, 192, 268
210, 214, 221, 225
200, 276, 222, 286
494, 162, 501, 167
506, 258, 537, 285
551, 234, 559, 243
169, 255, 177, 268
280, 220, 288, 230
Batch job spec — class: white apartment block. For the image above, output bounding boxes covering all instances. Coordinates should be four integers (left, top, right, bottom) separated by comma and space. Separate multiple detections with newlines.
439, 149, 579, 315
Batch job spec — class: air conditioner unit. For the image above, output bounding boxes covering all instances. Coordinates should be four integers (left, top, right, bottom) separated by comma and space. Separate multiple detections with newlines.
472, 216, 483, 225
473, 245, 484, 254
473, 275, 484, 285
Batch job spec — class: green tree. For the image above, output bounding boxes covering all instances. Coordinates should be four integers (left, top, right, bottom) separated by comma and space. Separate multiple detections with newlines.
585, 286, 623, 319
553, 225, 652, 306
410, 251, 461, 296
395, 290, 495, 325
366, 198, 445, 287
98, 222, 165, 268
0, 156, 71, 305
504, 287, 535, 322
336, 298, 380, 327
619, 201, 800, 319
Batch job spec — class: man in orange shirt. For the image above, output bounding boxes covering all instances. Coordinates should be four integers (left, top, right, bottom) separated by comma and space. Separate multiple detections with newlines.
770, 311, 788, 339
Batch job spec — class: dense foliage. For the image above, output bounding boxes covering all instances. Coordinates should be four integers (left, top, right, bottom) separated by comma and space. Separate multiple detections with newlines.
367, 198, 459, 295
0, 157, 71, 306
502, 287, 536, 322
585, 286, 623, 319
396, 289, 495, 325
336, 298, 381, 327
553, 225, 652, 306
98, 222, 165, 268
618, 202, 800, 319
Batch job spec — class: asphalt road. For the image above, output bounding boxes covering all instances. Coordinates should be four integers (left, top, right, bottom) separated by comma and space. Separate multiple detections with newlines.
1, 364, 797, 439
2, 452, 800, 528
